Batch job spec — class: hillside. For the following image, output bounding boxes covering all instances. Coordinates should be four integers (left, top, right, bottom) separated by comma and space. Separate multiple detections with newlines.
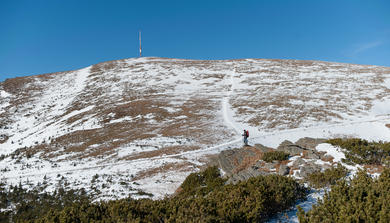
1, 57, 390, 204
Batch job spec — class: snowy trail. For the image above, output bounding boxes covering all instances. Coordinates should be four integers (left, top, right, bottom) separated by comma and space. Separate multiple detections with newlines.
222, 66, 241, 136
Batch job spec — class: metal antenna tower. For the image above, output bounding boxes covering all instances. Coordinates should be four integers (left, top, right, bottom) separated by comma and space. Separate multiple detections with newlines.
139, 31, 142, 57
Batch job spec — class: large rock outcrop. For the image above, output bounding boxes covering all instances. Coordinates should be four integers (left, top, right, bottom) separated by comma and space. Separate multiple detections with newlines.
208, 145, 270, 176
207, 137, 332, 185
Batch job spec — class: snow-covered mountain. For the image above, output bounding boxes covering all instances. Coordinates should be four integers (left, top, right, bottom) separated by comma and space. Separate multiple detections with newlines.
1, 57, 390, 202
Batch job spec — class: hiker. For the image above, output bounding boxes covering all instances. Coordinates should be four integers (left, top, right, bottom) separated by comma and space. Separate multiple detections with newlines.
242, 129, 249, 146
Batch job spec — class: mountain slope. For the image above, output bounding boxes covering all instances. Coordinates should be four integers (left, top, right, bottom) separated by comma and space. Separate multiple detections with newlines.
1, 57, 390, 200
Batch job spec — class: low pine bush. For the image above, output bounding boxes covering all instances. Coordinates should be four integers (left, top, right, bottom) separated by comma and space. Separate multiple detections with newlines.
36, 167, 308, 222
179, 165, 226, 198
297, 167, 390, 222
262, 151, 289, 162
0, 184, 91, 222
303, 163, 350, 190
327, 138, 390, 165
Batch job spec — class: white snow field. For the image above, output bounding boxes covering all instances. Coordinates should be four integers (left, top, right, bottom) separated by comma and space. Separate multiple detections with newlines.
1, 57, 390, 219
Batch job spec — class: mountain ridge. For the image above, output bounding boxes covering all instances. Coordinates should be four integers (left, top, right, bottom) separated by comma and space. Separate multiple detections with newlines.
1, 57, 390, 200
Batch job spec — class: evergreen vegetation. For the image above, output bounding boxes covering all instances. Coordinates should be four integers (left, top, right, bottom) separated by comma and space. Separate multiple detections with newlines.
30, 166, 306, 222
262, 151, 289, 163
6, 138, 390, 222
178, 165, 227, 198
0, 182, 91, 222
303, 163, 350, 190
327, 138, 390, 165
297, 167, 390, 222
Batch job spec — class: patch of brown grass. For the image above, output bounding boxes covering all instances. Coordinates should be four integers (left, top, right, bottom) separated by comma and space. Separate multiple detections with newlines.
281, 160, 291, 165
257, 168, 271, 173
132, 161, 195, 181
275, 163, 281, 172
364, 164, 384, 174
123, 145, 200, 161
321, 156, 335, 163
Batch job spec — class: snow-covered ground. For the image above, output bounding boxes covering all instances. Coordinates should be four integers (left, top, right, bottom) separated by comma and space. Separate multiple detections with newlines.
1, 57, 390, 219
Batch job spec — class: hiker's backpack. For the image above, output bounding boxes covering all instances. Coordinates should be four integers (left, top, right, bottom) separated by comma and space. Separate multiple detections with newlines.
246, 130, 249, 138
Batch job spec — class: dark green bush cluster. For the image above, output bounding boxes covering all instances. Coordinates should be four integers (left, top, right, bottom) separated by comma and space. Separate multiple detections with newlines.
34, 167, 307, 222
303, 163, 350, 190
297, 167, 390, 222
262, 151, 289, 162
0, 182, 91, 222
327, 138, 390, 165
178, 165, 226, 198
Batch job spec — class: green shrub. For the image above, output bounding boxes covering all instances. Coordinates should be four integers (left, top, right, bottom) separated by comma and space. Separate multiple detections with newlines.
381, 156, 390, 167
36, 170, 308, 222
303, 163, 350, 190
327, 138, 390, 165
262, 151, 289, 163
179, 165, 227, 198
0, 184, 91, 222
297, 167, 390, 222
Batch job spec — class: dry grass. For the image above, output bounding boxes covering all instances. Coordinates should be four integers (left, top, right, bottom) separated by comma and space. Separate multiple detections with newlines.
321, 156, 335, 163
364, 164, 384, 174
229, 59, 390, 131
257, 168, 271, 173
122, 145, 201, 161
19, 92, 230, 163
131, 161, 195, 181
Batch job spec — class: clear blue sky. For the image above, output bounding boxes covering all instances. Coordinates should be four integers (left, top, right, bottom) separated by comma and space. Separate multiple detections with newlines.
1, 0, 389, 82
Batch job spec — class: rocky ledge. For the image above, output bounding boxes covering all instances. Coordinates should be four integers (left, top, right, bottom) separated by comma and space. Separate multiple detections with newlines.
206, 137, 336, 185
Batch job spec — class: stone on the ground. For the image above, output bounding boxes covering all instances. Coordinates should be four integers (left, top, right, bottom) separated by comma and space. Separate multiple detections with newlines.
278, 165, 290, 176
277, 140, 305, 155
293, 157, 306, 165
264, 163, 276, 170
295, 137, 327, 149
307, 150, 321, 159
298, 164, 323, 178
226, 166, 273, 185
254, 143, 270, 153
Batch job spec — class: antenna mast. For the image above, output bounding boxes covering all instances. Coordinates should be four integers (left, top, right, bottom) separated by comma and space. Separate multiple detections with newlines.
139, 31, 142, 57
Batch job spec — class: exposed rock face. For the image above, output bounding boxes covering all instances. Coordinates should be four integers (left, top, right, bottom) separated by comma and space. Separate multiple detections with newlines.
297, 164, 322, 178
253, 160, 265, 168
226, 166, 273, 185
264, 163, 276, 170
306, 150, 321, 159
254, 144, 271, 154
295, 137, 327, 149
206, 137, 331, 185
293, 157, 306, 165
276, 140, 305, 155
279, 165, 290, 176
208, 145, 265, 176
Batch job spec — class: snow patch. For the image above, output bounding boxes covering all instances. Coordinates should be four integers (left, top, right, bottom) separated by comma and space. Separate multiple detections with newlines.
315, 143, 345, 163
0, 90, 11, 98
370, 99, 390, 116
